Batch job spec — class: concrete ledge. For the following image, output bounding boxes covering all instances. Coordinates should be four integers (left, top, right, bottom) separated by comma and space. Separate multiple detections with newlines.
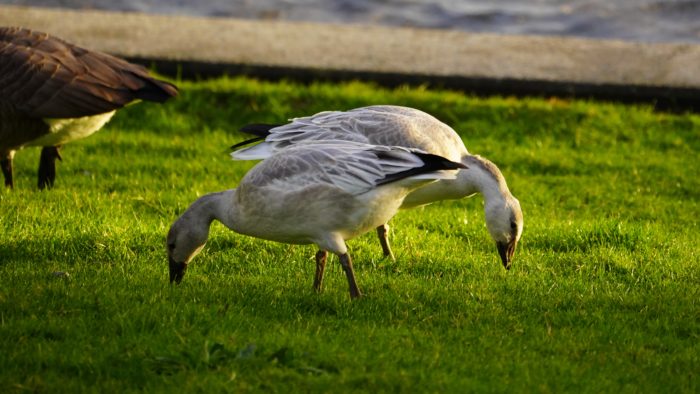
2, 5, 699, 110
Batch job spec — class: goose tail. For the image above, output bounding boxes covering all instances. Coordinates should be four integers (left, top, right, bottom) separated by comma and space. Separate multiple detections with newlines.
240, 123, 281, 138
230, 143, 274, 161
134, 78, 179, 102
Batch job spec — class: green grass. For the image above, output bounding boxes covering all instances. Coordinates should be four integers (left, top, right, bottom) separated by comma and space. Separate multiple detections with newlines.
0, 76, 698, 393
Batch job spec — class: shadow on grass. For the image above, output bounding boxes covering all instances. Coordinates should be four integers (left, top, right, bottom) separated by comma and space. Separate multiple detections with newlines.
0, 233, 161, 267
147, 340, 340, 378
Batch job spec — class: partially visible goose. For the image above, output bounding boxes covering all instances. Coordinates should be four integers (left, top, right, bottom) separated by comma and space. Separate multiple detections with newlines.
0, 27, 178, 189
167, 142, 465, 298
231, 105, 523, 269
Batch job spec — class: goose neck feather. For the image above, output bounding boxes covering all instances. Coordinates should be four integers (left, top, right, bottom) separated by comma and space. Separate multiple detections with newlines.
166, 190, 237, 266
461, 155, 513, 200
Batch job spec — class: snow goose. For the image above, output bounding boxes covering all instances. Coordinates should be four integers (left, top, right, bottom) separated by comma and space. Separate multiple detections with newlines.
232, 105, 523, 269
0, 27, 178, 189
167, 142, 465, 298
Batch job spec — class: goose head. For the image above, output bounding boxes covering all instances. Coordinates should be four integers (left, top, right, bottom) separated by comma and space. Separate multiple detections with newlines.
166, 206, 212, 284
484, 195, 523, 270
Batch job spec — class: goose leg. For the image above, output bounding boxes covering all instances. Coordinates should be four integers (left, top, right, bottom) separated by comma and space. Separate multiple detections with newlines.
313, 250, 328, 292
38, 146, 62, 190
338, 253, 362, 299
1, 152, 13, 188
376, 224, 395, 261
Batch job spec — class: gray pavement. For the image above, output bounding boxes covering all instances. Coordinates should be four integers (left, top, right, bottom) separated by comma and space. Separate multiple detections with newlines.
1, 5, 698, 110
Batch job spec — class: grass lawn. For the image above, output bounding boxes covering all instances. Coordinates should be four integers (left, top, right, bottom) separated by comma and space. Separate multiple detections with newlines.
0, 76, 698, 393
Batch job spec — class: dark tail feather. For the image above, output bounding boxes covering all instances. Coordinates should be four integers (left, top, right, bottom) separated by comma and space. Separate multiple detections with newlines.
413, 152, 467, 172
230, 124, 283, 150
134, 78, 179, 103
230, 136, 266, 151
240, 123, 282, 138
378, 152, 466, 186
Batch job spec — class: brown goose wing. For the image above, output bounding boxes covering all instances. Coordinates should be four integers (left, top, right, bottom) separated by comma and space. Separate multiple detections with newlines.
0, 26, 178, 119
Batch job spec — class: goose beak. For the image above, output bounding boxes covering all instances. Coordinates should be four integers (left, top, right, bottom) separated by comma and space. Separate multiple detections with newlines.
169, 257, 187, 284
496, 240, 516, 270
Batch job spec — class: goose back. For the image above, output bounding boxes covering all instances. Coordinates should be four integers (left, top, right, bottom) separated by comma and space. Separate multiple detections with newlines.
0, 26, 177, 119
234, 105, 469, 162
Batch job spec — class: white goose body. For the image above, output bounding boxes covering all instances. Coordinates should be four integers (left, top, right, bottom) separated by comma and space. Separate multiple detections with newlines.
232, 105, 523, 268
167, 142, 465, 298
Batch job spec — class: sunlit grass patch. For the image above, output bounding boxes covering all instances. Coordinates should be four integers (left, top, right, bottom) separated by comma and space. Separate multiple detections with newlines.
0, 76, 698, 393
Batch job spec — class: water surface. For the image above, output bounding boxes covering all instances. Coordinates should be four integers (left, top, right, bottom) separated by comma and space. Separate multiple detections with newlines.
3, 0, 699, 43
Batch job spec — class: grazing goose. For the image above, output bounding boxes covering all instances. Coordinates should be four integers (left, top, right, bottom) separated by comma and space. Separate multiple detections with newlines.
231, 105, 523, 269
0, 26, 178, 189
167, 142, 465, 298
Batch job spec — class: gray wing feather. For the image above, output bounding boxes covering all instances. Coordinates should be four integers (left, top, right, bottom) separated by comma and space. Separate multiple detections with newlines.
233, 105, 468, 161
242, 142, 426, 195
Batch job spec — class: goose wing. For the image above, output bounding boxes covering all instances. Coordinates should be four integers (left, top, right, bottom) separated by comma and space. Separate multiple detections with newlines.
0, 27, 177, 119
241, 142, 463, 196
232, 106, 467, 161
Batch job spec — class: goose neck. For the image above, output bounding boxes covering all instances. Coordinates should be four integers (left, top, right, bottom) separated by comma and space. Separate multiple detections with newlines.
209, 189, 238, 230
462, 155, 511, 203
188, 189, 238, 230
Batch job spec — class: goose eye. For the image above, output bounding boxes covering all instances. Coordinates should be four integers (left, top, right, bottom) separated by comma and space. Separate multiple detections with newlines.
167, 243, 176, 252
510, 222, 517, 230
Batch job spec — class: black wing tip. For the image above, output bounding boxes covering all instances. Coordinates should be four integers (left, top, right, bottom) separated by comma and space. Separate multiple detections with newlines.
230, 136, 266, 151
156, 80, 179, 98
230, 123, 282, 150
412, 152, 466, 171
239, 123, 282, 138
376, 152, 464, 186
136, 79, 179, 102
